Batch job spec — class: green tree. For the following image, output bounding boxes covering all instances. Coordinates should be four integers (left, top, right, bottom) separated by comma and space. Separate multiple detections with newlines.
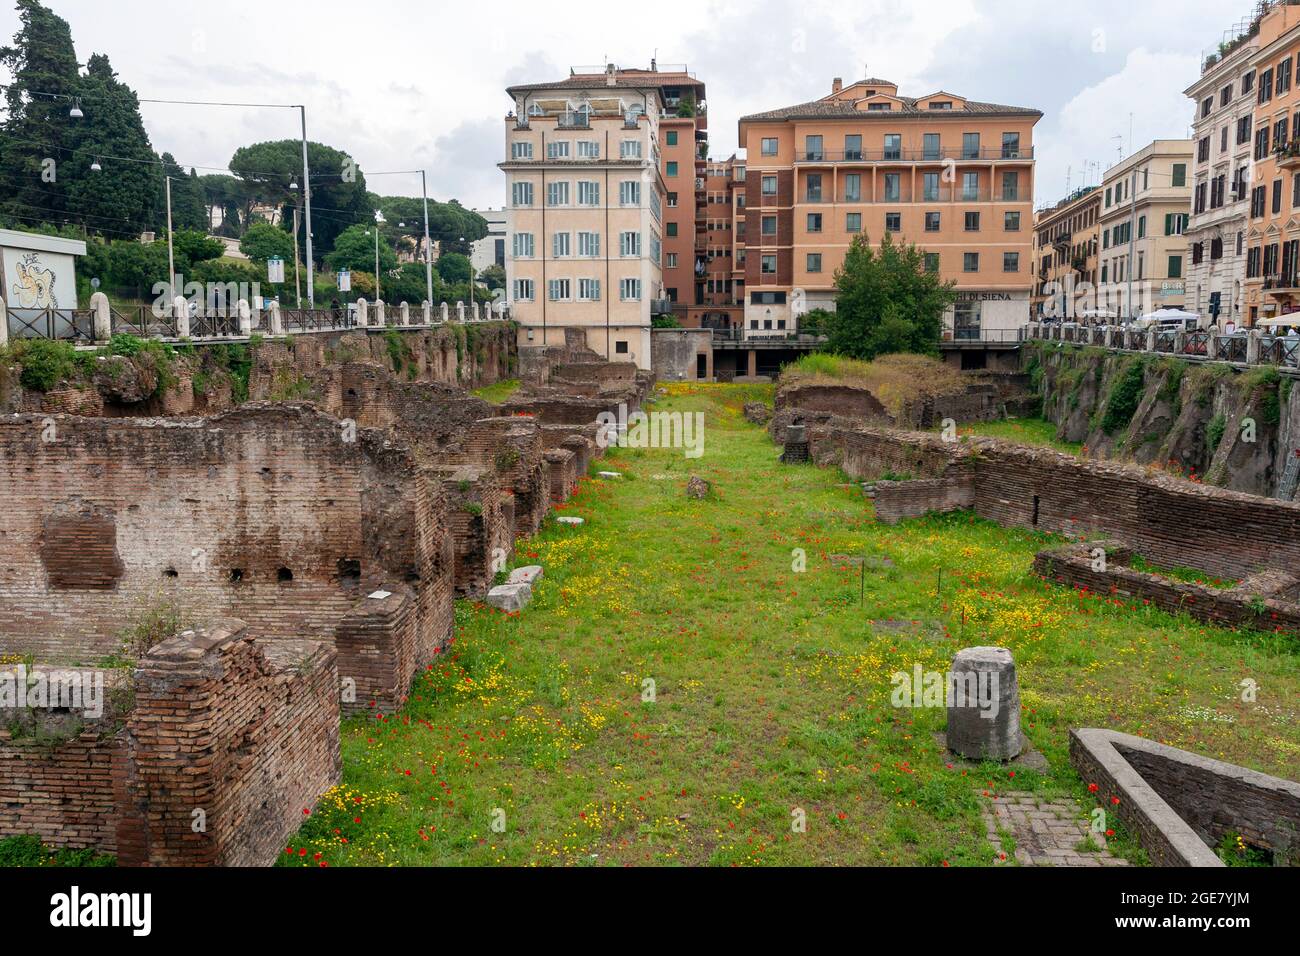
160, 154, 207, 231
198, 173, 245, 236
478, 263, 505, 291
824, 233, 956, 360
61, 53, 162, 236
325, 223, 397, 275
230, 140, 370, 259
240, 222, 295, 263
436, 251, 472, 284
171, 230, 223, 273
0, 0, 80, 226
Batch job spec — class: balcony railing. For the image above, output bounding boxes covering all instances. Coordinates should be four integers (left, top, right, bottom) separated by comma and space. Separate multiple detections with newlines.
794, 146, 1034, 163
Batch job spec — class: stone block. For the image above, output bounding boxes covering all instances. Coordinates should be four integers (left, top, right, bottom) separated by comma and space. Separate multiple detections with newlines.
508, 565, 543, 586
946, 646, 1022, 762
486, 582, 532, 612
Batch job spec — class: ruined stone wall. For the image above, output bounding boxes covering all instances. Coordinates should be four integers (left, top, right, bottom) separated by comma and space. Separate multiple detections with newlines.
873, 476, 976, 524
0, 405, 446, 668
0, 667, 129, 852
118, 620, 340, 866
810, 423, 1300, 580
1033, 544, 1300, 633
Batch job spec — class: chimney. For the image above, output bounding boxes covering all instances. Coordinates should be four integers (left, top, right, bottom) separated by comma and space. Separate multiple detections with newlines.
606, 62, 617, 86
832, 77, 842, 94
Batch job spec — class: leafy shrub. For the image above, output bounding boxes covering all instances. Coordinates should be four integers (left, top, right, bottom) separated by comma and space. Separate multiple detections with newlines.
1206, 413, 1227, 454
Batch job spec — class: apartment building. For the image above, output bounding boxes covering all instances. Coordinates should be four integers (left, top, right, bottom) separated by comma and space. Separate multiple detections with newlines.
696, 154, 746, 328
470, 208, 507, 273
1243, 1, 1300, 323
736, 77, 1040, 341
655, 71, 710, 325
1031, 186, 1101, 319
502, 64, 691, 368
1185, 21, 1258, 328
1096, 140, 1194, 318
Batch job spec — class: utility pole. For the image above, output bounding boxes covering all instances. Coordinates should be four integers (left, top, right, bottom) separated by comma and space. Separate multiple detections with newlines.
421, 170, 434, 306
165, 175, 176, 304
299, 106, 315, 307
293, 205, 302, 307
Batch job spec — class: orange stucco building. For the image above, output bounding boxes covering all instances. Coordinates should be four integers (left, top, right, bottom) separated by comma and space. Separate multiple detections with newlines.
737, 77, 1041, 340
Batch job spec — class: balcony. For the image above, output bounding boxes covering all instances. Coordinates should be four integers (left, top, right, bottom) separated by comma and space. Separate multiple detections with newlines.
1276, 143, 1300, 170
794, 146, 1034, 163
1263, 272, 1300, 295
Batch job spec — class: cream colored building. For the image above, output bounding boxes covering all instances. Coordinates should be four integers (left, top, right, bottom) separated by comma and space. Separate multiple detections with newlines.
1097, 140, 1194, 318
501, 66, 671, 369
1185, 25, 1258, 327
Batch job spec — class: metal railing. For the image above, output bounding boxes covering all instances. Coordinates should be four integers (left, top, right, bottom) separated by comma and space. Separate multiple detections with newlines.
6, 307, 97, 342
1027, 322, 1300, 369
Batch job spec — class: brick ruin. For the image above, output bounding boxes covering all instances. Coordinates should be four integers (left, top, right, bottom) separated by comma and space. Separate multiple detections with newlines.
804, 420, 1300, 584
1, 620, 339, 866
0, 326, 646, 865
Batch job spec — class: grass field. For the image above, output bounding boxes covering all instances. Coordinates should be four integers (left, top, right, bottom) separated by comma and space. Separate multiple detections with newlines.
472, 378, 522, 404
955, 416, 1084, 455
281, 384, 1299, 867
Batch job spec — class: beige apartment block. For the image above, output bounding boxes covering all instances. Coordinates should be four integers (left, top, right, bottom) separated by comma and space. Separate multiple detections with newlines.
501, 67, 674, 369
1096, 140, 1194, 318
1185, 20, 1258, 327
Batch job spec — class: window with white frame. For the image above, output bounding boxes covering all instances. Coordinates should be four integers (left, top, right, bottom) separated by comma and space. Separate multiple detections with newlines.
619, 231, 641, 257
578, 181, 600, 205
512, 232, 535, 258
578, 278, 601, 300
547, 181, 569, 206
547, 278, 571, 301
552, 232, 571, 257
511, 141, 533, 160
620, 139, 642, 159
649, 190, 661, 222
665, 252, 678, 268
546, 140, 570, 160
512, 278, 534, 301
619, 181, 641, 206
578, 231, 600, 257
620, 277, 641, 300
512, 181, 533, 206
577, 140, 600, 159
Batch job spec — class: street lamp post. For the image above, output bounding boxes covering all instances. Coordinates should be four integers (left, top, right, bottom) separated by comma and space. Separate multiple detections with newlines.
460, 235, 474, 311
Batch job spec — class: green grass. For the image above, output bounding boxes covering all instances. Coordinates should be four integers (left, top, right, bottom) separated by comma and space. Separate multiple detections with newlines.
954, 417, 1083, 456
0, 835, 114, 867
472, 378, 522, 405
282, 384, 1300, 867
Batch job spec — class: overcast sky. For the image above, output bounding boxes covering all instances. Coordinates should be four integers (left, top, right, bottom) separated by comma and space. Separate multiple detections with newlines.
0, 0, 1253, 211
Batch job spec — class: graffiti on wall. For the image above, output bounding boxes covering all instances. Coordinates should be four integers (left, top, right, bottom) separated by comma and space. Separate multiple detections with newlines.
11, 252, 59, 309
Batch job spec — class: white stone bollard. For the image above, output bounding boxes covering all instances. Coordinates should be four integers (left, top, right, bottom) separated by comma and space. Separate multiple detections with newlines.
1247, 330, 1261, 365
1145, 328, 1157, 352
439, 302, 449, 323
237, 299, 253, 337
456, 301, 466, 323
269, 301, 284, 336
374, 300, 387, 328
356, 298, 370, 328
174, 296, 190, 339
90, 291, 112, 342
422, 301, 432, 325
400, 301, 410, 326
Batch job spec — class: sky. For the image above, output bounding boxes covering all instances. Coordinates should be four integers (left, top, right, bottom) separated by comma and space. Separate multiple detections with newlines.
0, 0, 1258, 211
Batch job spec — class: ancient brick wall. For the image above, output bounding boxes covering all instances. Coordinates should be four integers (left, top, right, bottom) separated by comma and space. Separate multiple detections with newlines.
810, 424, 1300, 581
0, 667, 129, 852
1069, 728, 1300, 866
433, 466, 510, 599
0, 405, 450, 679
117, 620, 340, 866
873, 476, 976, 524
1033, 545, 1300, 634
544, 449, 577, 506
